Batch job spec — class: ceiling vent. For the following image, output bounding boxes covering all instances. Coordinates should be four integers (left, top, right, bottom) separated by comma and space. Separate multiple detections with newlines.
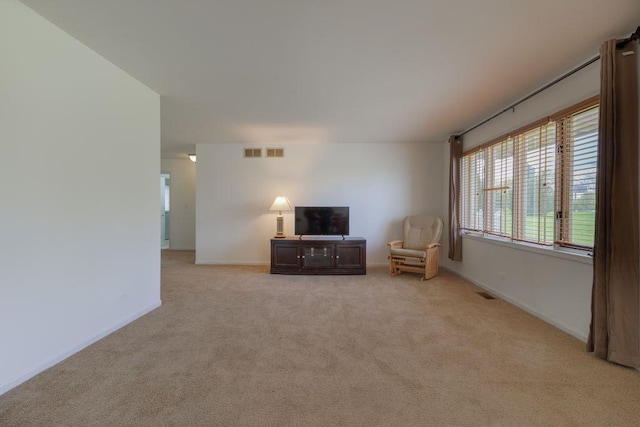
266, 148, 284, 158
244, 148, 262, 158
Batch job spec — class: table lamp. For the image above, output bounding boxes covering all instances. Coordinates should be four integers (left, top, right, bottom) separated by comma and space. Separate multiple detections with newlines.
269, 196, 292, 238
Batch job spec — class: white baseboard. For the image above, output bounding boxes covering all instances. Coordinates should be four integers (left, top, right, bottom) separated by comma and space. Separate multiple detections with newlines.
440, 266, 588, 343
0, 300, 162, 396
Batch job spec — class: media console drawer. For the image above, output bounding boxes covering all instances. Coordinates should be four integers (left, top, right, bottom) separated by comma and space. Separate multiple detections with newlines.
270, 237, 366, 275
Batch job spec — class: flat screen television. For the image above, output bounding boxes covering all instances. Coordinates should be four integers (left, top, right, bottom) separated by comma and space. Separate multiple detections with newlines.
295, 206, 349, 236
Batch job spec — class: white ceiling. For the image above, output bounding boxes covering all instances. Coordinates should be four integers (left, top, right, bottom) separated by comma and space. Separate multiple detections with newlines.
20, 0, 640, 158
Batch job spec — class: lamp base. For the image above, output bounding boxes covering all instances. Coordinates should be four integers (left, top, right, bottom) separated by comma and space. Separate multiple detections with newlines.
274, 215, 286, 238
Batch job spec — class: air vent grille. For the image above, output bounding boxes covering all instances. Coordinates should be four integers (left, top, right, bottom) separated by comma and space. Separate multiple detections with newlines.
477, 291, 496, 300
266, 148, 284, 158
244, 148, 262, 158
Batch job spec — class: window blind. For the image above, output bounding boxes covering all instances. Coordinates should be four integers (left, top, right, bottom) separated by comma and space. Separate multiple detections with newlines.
460, 150, 484, 232
484, 139, 513, 237
555, 104, 599, 249
459, 96, 599, 251
512, 123, 556, 245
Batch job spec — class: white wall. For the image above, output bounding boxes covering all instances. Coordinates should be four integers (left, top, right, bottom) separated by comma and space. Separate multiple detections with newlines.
0, 0, 161, 394
441, 59, 601, 341
196, 142, 444, 265
161, 159, 197, 250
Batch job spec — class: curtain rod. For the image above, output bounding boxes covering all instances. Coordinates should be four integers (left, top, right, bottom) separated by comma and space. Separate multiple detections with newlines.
457, 55, 600, 138
458, 26, 639, 138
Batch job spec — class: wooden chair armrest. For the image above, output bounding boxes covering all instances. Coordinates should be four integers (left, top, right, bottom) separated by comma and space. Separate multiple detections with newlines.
388, 240, 404, 248
425, 243, 441, 249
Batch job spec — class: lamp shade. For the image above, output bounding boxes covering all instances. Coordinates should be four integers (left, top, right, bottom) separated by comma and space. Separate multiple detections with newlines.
188, 154, 197, 163
269, 196, 292, 212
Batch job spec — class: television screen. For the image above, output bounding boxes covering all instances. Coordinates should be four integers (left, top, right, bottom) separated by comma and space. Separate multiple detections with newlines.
295, 207, 349, 236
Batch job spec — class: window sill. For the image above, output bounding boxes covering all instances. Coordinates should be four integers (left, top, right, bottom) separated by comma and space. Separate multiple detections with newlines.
462, 233, 593, 265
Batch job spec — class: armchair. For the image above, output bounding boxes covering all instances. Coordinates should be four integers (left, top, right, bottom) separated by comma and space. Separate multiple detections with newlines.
388, 215, 443, 281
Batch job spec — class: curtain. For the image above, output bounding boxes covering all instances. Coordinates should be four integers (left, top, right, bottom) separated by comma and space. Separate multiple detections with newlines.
448, 135, 462, 261
587, 39, 639, 367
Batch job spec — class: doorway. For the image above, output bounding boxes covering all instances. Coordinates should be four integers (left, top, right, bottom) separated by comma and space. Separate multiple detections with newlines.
161, 173, 170, 249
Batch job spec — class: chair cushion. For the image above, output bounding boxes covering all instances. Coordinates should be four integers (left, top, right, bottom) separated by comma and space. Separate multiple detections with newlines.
390, 248, 426, 258
403, 215, 443, 250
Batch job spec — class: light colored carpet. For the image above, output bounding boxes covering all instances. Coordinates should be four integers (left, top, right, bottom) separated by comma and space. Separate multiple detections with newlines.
1, 250, 639, 426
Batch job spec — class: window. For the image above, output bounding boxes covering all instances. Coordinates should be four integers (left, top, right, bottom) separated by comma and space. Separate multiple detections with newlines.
460, 149, 484, 232
512, 122, 556, 245
484, 138, 513, 238
459, 97, 599, 250
554, 104, 599, 249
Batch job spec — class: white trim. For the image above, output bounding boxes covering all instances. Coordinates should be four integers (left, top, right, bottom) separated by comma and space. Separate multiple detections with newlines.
441, 265, 588, 342
462, 233, 593, 265
0, 300, 162, 396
